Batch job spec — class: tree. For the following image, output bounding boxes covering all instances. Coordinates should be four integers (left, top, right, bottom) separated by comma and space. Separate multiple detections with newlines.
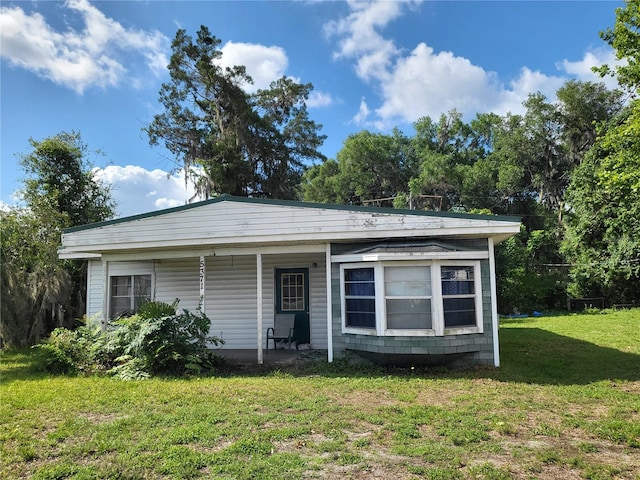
301, 129, 416, 206
1, 207, 70, 347
146, 26, 326, 200
595, 0, 640, 94
563, 104, 640, 303
0, 132, 115, 347
562, 0, 640, 304
20, 132, 115, 226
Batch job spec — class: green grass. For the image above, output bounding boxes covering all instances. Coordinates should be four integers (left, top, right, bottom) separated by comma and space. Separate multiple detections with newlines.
1, 310, 639, 479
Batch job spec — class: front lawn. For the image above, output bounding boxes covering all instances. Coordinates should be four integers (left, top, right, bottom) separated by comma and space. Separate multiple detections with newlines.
1, 310, 639, 479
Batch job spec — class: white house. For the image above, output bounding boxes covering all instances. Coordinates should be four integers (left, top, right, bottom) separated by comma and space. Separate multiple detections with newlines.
58, 195, 521, 366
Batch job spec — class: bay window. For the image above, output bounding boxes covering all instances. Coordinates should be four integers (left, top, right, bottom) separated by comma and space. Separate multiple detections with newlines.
341, 261, 482, 336
384, 266, 432, 330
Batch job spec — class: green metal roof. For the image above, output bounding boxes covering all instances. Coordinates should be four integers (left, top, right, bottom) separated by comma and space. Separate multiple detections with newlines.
63, 194, 521, 234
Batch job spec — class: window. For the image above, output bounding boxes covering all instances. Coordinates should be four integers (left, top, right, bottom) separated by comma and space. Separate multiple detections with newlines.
110, 274, 152, 318
343, 267, 376, 329
340, 261, 482, 336
441, 266, 477, 328
385, 266, 432, 330
280, 272, 305, 310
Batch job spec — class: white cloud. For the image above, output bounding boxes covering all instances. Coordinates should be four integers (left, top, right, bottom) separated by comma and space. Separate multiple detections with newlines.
325, 0, 408, 83
0, 0, 169, 93
307, 90, 334, 108
557, 47, 621, 89
219, 41, 289, 92
94, 165, 198, 218
327, 1, 618, 127
351, 97, 371, 125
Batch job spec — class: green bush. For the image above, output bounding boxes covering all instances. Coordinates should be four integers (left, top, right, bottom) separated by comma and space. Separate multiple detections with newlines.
37, 320, 107, 375
106, 300, 224, 376
38, 301, 224, 378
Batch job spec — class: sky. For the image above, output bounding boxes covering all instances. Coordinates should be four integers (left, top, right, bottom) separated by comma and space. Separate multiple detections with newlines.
1, 0, 622, 218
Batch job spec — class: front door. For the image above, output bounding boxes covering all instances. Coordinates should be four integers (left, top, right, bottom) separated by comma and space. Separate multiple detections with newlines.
275, 268, 310, 345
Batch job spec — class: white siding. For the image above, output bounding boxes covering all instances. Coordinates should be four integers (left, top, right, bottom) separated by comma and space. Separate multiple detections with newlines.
309, 258, 328, 349
207, 255, 258, 349
154, 258, 201, 312
86, 253, 327, 349
87, 260, 103, 319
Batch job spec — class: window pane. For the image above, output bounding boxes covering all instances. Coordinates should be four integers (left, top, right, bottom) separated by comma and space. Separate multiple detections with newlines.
111, 274, 151, 318
111, 276, 131, 297
385, 266, 430, 296
386, 299, 432, 329
281, 273, 305, 311
345, 269, 374, 282
134, 275, 151, 297
441, 267, 474, 295
345, 282, 375, 296
345, 298, 376, 328
443, 298, 476, 327
345, 267, 375, 296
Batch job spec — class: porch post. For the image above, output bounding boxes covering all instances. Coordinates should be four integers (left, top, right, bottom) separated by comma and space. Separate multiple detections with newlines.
257, 253, 264, 364
325, 243, 333, 362
199, 256, 206, 311
488, 237, 500, 367
101, 259, 109, 329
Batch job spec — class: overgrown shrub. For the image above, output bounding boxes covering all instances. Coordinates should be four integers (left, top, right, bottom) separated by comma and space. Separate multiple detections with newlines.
37, 320, 107, 375
38, 301, 224, 379
105, 300, 224, 376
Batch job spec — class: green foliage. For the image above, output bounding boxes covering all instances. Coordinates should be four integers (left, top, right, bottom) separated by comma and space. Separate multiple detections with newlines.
37, 301, 224, 378
1, 208, 71, 347
146, 26, 325, 200
37, 321, 107, 375
107, 300, 224, 376
563, 102, 640, 304
595, 0, 640, 92
20, 131, 115, 227
1, 132, 115, 348
496, 227, 567, 313
301, 129, 415, 205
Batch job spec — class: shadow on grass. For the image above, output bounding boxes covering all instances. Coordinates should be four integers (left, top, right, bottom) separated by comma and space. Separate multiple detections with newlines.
0, 348, 51, 384
490, 327, 640, 385
226, 327, 640, 386
2, 328, 639, 386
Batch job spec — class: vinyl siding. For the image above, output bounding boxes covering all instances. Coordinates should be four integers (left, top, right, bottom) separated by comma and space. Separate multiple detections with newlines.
155, 258, 201, 311
86, 260, 103, 318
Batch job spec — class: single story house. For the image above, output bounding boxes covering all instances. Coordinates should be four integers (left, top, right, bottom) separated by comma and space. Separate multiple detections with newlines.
58, 195, 521, 366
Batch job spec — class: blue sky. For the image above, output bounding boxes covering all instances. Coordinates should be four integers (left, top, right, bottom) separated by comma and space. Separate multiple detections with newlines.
1, 0, 621, 218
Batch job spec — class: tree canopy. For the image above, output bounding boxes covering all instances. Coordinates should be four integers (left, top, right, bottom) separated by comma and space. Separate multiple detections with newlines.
145, 26, 326, 200
562, 0, 640, 303
1, 132, 115, 347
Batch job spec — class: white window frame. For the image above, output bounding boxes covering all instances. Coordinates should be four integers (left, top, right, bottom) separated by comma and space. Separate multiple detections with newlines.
440, 260, 483, 335
340, 260, 483, 337
340, 263, 379, 335
108, 273, 154, 319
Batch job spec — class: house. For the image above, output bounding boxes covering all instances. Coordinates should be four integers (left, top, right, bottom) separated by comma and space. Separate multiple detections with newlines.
58, 195, 521, 366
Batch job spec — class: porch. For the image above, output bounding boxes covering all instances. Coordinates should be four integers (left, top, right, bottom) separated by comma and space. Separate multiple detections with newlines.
215, 348, 329, 367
